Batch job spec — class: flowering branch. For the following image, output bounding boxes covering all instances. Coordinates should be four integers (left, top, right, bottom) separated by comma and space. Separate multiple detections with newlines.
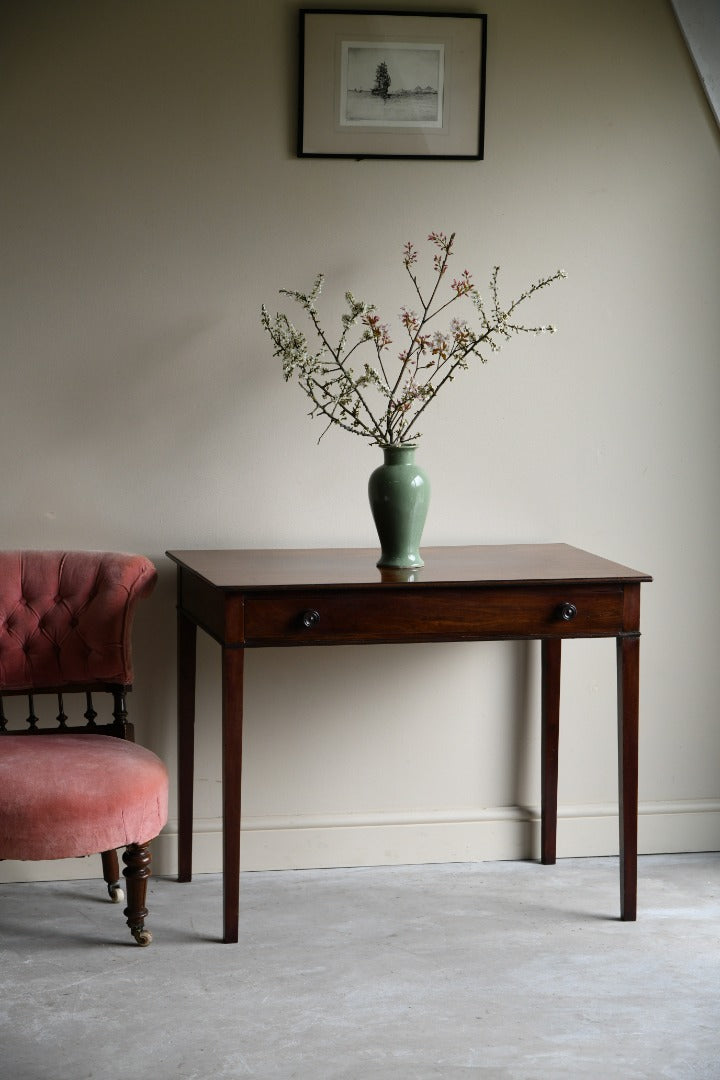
261, 232, 566, 447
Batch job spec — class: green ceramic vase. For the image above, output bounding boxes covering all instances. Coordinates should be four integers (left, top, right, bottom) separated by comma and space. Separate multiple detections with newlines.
368, 445, 430, 569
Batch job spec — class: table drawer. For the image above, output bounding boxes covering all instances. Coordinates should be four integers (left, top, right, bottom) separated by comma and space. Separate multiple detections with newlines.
243, 585, 625, 645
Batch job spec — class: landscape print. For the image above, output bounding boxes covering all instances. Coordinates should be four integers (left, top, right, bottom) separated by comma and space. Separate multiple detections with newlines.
340, 42, 444, 127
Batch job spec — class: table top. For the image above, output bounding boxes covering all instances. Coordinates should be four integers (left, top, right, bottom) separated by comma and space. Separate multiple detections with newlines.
167, 544, 652, 592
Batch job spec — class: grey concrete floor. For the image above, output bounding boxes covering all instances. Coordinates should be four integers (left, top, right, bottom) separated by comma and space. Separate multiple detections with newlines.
1, 854, 719, 1080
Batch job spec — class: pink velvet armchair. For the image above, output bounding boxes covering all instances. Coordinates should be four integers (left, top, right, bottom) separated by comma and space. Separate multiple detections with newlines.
0, 551, 168, 946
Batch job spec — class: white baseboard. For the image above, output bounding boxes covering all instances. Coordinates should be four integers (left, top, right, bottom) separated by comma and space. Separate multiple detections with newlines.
3, 800, 718, 883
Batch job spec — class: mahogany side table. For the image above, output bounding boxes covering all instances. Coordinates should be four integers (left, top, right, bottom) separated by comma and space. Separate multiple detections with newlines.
167, 544, 651, 943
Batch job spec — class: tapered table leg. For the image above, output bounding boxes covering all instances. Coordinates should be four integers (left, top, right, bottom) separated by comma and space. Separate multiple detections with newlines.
221, 645, 244, 944
177, 604, 197, 883
541, 638, 562, 864
617, 634, 640, 921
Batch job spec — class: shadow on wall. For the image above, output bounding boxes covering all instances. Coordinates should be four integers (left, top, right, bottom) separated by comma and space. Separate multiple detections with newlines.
127, 559, 179, 769
128, 590, 545, 875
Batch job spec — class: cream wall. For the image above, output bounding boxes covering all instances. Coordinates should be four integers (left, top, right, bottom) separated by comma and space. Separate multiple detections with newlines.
2, 0, 719, 883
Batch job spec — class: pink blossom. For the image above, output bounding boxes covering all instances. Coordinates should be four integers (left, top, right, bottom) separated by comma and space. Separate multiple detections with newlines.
452, 270, 473, 295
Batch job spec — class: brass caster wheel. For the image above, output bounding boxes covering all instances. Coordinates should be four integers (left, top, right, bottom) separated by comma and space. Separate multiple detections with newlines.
130, 926, 153, 947
108, 882, 124, 904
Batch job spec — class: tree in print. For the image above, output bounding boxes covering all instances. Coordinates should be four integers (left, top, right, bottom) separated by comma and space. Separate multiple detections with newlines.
372, 61, 391, 100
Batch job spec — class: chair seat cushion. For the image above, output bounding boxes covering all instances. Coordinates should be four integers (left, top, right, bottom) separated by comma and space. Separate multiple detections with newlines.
0, 735, 169, 860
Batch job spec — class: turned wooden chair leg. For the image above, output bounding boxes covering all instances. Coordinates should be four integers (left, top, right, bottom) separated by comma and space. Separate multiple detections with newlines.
101, 849, 124, 903
122, 842, 153, 946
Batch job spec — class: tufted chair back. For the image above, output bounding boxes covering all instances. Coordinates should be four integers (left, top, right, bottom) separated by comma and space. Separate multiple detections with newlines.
0, 550, 156, 693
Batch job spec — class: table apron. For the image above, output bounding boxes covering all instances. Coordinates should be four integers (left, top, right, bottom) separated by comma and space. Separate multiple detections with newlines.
240, 584, 626, 646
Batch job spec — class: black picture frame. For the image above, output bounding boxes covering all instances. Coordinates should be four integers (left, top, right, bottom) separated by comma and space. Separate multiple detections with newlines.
298, 9, 487, 160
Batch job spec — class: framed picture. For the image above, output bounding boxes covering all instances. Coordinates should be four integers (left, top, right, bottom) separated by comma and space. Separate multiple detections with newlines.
298, 9, 487, 160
